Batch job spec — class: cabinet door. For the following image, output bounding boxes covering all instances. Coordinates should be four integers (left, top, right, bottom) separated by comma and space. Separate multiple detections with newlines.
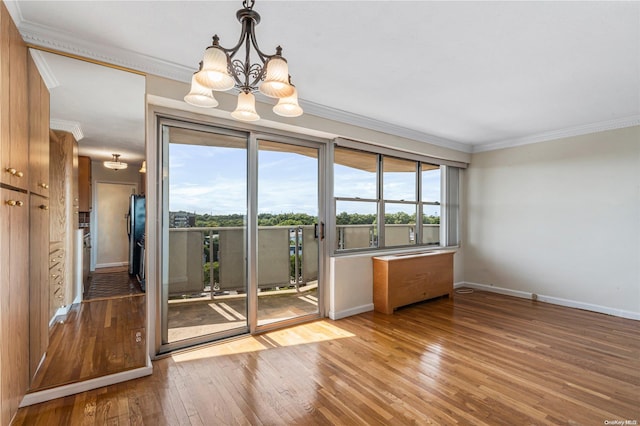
0, 7, 29, 190
29, 194, 49, 380
78, 156, 92, 211
28, 53, 50, 196
0, 188, 29, 425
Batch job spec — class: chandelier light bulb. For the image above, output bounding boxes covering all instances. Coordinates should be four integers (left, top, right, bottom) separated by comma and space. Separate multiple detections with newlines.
184, 74, 219, 107
259, 56, 294, 98
231, 92, 260, 122
196, 46, 235, 91
273, 87, 303, 117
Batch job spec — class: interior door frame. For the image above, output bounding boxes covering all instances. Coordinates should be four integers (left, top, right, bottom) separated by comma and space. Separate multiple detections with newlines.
149, 108, 329, 357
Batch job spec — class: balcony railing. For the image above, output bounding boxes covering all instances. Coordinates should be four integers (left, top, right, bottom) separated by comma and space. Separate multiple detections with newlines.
167, 225, 318, 298
337, 223, 440, 250
168, 223, 440, 298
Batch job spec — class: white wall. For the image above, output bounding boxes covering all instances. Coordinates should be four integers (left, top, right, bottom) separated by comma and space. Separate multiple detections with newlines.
463, 126, 639, 318
90, 161, 143, 270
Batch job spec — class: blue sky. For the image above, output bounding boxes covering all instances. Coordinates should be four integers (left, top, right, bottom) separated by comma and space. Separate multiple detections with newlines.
168, 143, 441, 217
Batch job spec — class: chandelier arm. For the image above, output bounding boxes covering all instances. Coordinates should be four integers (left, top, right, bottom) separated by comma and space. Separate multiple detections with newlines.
219, 14, 251, 58
247, 23, 271, 63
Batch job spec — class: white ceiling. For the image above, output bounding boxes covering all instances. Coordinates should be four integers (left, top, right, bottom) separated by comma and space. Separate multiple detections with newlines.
7, 1, 640, 156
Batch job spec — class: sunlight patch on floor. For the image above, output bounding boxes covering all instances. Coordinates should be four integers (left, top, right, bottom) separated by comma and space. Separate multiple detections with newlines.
171, 320, 356, 363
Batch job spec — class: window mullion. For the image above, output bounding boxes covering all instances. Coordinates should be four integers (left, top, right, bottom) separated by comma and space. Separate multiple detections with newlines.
377, 154, 384, 248
416, 162, 423, 246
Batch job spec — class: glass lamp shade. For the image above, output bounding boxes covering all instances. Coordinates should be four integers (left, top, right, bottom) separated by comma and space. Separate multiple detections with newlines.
231, 92, 260, 121
273, 87, 303, 117
103, 154, 128, 170
184, 74, 219, 107
196, 46, 235, 91
259, 57, 294, 98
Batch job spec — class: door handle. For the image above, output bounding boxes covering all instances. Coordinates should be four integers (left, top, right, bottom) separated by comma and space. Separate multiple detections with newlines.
314, 223, 319, 239
320, 222, 325, 241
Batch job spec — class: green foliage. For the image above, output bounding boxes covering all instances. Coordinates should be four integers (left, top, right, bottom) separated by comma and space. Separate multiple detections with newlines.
203, 261, 219, 285
384, 212, 414, 224
196, 214, 245, 228
290, 254, 302, 280
335, 212, 376, 225
258, 213, 316, 226
424, 215, 440, 224
194, 211, 439, 227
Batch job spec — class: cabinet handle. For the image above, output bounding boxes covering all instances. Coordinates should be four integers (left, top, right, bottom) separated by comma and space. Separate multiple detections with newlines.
5, 200, 23, 207
6, 168, 24, 178
39, 182, 49, 189
39, 204, 49, 210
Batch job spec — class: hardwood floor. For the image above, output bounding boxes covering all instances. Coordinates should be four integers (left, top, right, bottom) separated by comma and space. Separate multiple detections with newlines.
14, 290, 639, 425
28, 295, 147, 392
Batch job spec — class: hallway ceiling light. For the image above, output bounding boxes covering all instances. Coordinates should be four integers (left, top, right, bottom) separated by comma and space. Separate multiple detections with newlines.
185, 0, 303, 121
104, 154, 128, 171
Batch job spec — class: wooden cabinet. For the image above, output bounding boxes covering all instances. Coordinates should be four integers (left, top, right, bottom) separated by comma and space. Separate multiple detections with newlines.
373, 251, 455, 314
78, 155, 91, 211
0, 188, 29, 426
0, 3, 29, 190
50, 130, 78, 311
28, 53, 50, 196
29, 194, 50, 378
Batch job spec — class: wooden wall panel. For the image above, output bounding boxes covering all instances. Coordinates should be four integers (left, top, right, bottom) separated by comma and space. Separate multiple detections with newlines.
0, 189, 29, 426
29, 194, 50, 379
4, 5, 28, 189
50, 130, 77, 311
28, 53, 49, 197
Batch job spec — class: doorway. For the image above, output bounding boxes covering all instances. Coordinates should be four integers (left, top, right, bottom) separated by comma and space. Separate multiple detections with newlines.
95, 182, 137, 268
157, 120, 325, 354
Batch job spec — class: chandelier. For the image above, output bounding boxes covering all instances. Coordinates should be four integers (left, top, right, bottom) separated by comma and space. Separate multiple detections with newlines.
185, 0, 303, 121
103, 154, 128, 171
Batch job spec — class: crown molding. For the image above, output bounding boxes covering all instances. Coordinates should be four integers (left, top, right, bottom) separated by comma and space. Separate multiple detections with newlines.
50, 119, 84, 141
28, 49, 59, 89
16, 19, 194, 82
472, 115, 640, 153
10, 5, 636, 156
299, 99, 473, 153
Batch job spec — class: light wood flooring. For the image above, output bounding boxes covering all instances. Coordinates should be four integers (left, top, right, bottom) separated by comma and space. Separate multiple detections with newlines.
14, 290, 640, 425
28, 294, 147, 392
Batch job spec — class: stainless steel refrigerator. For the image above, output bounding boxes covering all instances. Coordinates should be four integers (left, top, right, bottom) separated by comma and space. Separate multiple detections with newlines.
127, 194, 145, 277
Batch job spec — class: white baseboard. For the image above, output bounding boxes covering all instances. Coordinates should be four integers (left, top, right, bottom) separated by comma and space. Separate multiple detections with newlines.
329, 303, 374, 320
48, 304, 73, 328
456, 282, 640, 321
20, 357, 153, 407
95, 261, 128, 269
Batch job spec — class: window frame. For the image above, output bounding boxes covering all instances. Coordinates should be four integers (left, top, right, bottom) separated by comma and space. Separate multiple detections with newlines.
332, 141, 462, 255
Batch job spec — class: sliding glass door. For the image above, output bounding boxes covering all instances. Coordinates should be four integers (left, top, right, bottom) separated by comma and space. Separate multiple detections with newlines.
158, 120, 324, 353
160, 124, 249, 352
256, 139, 321, 328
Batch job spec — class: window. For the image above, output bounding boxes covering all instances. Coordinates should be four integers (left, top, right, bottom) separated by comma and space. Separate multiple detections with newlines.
334, 148, 378, 250
383, 157, 418, 247
333, 145, 461, 252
